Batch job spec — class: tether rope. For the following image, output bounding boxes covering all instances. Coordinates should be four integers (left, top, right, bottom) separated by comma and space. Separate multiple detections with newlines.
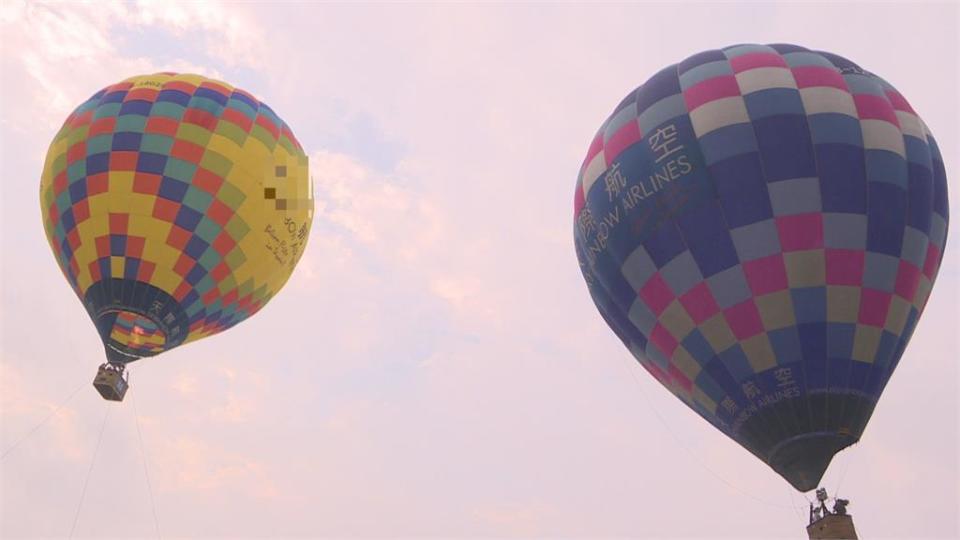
69, 404, 110, 538
1, 380, 86, 460
132, 391, 162, 539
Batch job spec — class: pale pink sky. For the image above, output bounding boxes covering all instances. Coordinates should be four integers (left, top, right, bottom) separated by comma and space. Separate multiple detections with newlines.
1, 2, 957, 539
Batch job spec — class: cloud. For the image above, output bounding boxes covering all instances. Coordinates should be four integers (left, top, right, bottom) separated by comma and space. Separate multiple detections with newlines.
152, 435, 278, 499
0, 359, 87, 462
0, 1, 259, 138
311, 149, 446, 264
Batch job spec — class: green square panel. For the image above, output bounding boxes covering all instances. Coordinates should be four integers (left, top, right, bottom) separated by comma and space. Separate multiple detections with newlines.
200, 150, 232, 177
218, 274, 237, 293
188, 96, 224, 115
151, 102, 185, 120
140, 134, 174, 155
51, 154, 68, 176
67, 161, 86, 182
225, 247, 247, 269
115, 115, 147, 133
86, 134, 113, 155
198, 249, 221, 274
215, 121, 248, 147
186, 301, 205, 317
227, 99, 257, 119
278, 136, 296, 155
177, 123, 213, 146
224, 214, 250, 240
250, 125, 277, 151
93, 103, 121, 120
193, 216, 221, 244
237, 278, 254, 296
183, 186, 214, 213
195, 275, 215, 294
66, 128, 90, 147
163, 157, 197, 183
217, 181, 247, 209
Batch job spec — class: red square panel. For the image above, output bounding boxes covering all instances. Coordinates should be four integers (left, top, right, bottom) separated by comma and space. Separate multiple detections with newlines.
73, 199, 90, 224
166, 225, 191, 250
206, 199, 233, 226
923, 242, 941, 279
743, 254, 788, 295
67, 142, 87, 164
171, 139, 205, 163
825, 249, 865, 285
639, 273, 674, 316
153, 198, 179, 222
108, 213, 129, 234
145, 116, 178, 136
133, 172, 161, 195
173, 254, 193, 277
194, 167, 224, 195
679, 282, 720, 324
87, 173, 109, 195
858, 288, 892, 327
89, 117, 116, 137
776, 213, 823, 251
723, 299, 764, 340
109, 151, 138, 171
650, 323, 679, 356
894, 260, 921, 300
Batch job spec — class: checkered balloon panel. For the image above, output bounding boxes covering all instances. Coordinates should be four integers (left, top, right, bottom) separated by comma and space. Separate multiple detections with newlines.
573, 44, 949, 491
40, 73, 313, 364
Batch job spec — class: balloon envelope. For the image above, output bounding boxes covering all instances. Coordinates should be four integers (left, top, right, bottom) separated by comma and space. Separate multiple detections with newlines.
41, 73, 313, 364
573, 44, 949, 491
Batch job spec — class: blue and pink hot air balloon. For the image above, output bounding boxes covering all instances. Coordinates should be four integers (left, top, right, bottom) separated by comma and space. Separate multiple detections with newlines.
573, 44, 949, 492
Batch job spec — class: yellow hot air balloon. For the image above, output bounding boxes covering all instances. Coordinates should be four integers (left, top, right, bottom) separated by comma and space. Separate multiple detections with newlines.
39, 73, 313, 400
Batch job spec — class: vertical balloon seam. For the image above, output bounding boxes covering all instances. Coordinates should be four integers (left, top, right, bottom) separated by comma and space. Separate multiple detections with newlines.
873, 68, 916, 440
670, 50, 784, 461
773, 45, 826, 440
840, 57, 913, 448
676, 47, 796, 463
781, 46, 846, 446
715, 45, 819, 457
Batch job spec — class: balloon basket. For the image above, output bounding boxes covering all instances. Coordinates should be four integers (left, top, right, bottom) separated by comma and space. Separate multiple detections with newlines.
93, 363, 128, 402
806, 513, 858, 539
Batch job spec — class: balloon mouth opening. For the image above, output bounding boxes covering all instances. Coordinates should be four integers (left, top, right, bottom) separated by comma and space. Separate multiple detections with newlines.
768, 431, 859, 492
100, 309, 168, 360
84, 278, 188, 363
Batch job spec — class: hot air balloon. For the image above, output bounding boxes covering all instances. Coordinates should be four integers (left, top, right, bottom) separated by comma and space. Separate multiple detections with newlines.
40, 73, 313, 401
573, 44, 949, 493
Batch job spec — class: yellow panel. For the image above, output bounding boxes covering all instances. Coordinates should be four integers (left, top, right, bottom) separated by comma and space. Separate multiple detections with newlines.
741, 334, 777, 372
852, 325, 882, 363
884, 296, 911, 335
756, 290, 796, 330
659, 300, 695, 341
110, 256, 125, 278
784, 249, 825, 288
699, 314, 736, 352
693, 386, 717, 414
128, 193, 156, 218
827, 286, 861, 323
671, 346, 701, 381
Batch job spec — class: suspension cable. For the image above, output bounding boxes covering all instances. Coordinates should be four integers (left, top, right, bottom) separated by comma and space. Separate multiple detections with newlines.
1, 380, 86, 460
69, 405, 110, 538
132, 391, 161, 539
832, 447, 855, 500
